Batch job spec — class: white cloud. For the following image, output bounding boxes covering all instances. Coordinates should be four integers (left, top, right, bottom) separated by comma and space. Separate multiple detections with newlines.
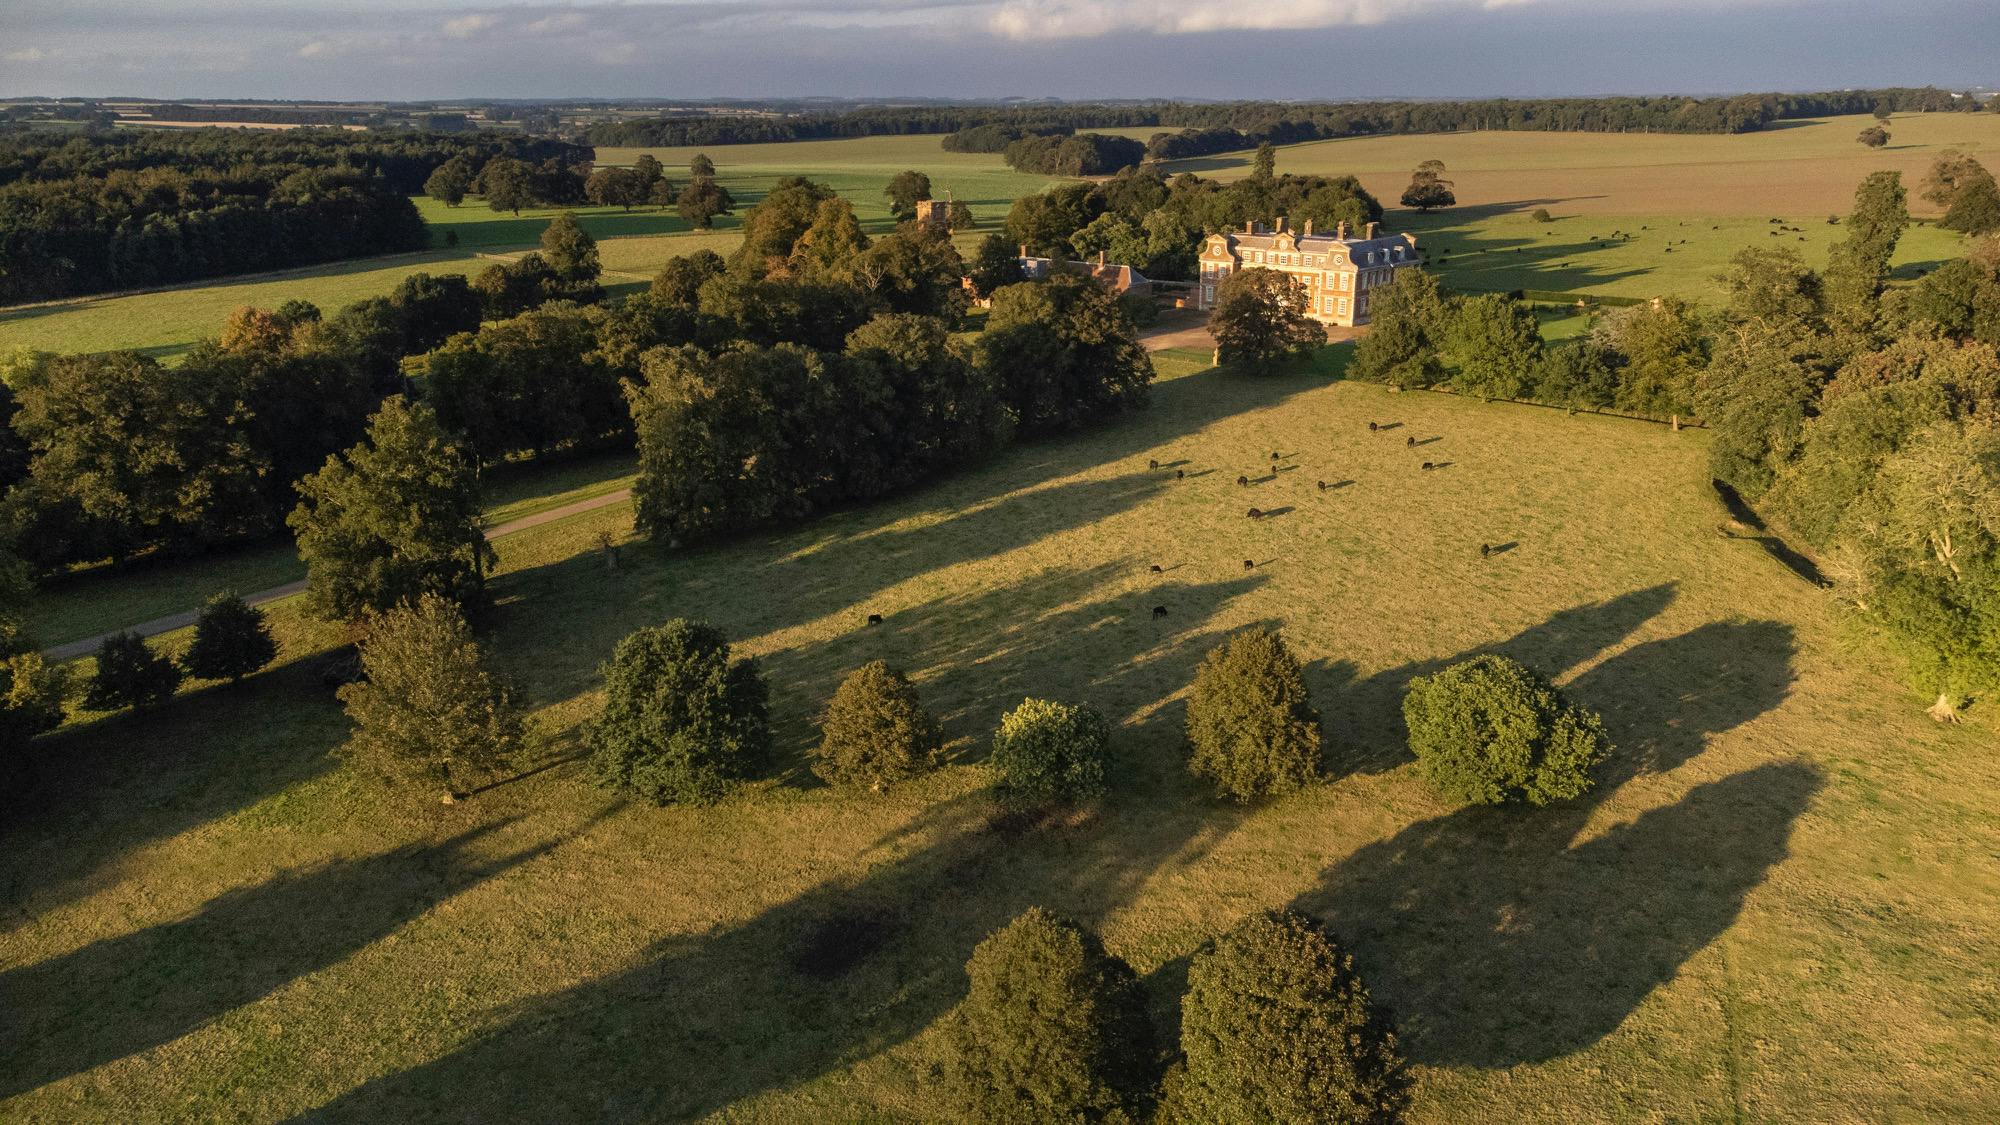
295, 40, 331, 57
522, 12, 587, 34
989, 0, 1585, 39
441, 13, 501, 38
5, 46, 49, 62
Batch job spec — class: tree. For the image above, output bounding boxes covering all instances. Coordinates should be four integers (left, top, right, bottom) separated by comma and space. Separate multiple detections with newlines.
1919, 149, 1993, 211
859, 225, 969, 319
338, 593, 523, 802
1166, 910, 1408, 1124
935, 907, 1154, 1123
1446, 292, 1543, 399
947, 199, 976, 231
1251, 142, 1278, 182
650, 249, 728, 308
1400, 158, 1456, 211
1185, 628, 1322, 803
479, 157, 536, 215
1530, 340, 1620, 408
0, 549, 66, 750
989, 697, 1110, 812
539, 212, 601, 292
289, 398, 494, 623
676, 178, 734, 231
1348, 269, 1448, 388
424, 154, 476, 207
788, 197, 871, 284
182, 591, 276, 683
630, 154, 665, 203
884, 169, 933, 222
584, 167, 643, 211
1591, 297, 1707, 417
1942, 175, 2000, 236
1719, 245, 1826, 331
731, 176, 838, 273
1529, 207, 1554, 223
1209, 268, 1325, 373
1837, 418, 2000, 722
968, 233, 1023, 299
1825, 171, 1909, 337
978, 274, 1153, 436
470, 253, 560, 320
6, 350, 271, 567
587, 619, 771, 805
812, 660, 942, 790
1402, 653, 1611, 806
1857, 125, 1890, 148
84, 632, 182, 711
689, 153, 716, 180
1696, 324, 1825, 499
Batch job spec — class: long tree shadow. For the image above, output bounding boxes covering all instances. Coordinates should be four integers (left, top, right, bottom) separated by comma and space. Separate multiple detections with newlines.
0, 659, 353, 937
0, 821, 560, 1099
305, 566, 1273, 1121
1288, 602, 1809, 1068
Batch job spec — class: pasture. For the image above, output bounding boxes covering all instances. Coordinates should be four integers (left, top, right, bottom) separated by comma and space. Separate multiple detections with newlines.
4, 354, 1993, 1121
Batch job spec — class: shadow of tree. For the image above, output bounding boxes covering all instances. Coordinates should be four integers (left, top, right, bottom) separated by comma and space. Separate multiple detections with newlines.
303, 566, 1271, 1121
0, 821, 559, 1099
1283, 598, 1810, 1068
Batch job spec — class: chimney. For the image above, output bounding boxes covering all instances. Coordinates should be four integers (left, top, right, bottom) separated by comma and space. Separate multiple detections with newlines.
1276, 215, 1287, 232
1365, 222, 1379, 239
1018, 243, 1027, 258
1244, 220, 1253, 233
1098, 249, 1107, 267
1335, 220, 1348, 240
1302, 219, 1314, 237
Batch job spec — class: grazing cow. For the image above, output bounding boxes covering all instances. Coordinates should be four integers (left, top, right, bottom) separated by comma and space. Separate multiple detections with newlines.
1247, 508, 1263, 519
1176, 469, 1185, 480
1148, 458, 1159, 470
1237, 475, 1250, 487
1243, 558, 1255, 570
867, 613, 883, 626
1421, 462, 1434, 471
1270, 451, 1280, 462
1479, 543, 1491, 557
1405, 436, 1415, 447
1152, 605, 1169, 619
1316, 480, 1327, 491
1368, 421, 1379, 432
1149, 564, 1163, 573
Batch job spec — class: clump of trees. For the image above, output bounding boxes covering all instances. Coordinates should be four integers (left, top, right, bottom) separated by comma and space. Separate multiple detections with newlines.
934, 907, 1154, 1122
0, 550, 66, 750
1400, 159, 1456, 212
884, 170, 932, 222
1185, 628, 1323, 802
979, 272, 1154, 435
1857, 124, 1891, 148
1402, 654, 1611, 806
587, 620, 771, 805
338, 593, 524, 803
1209, 269, 1326, 373
471, 212, 603, 317
290, 398, 494, 623
182, 592, 276, 683
1003, 133, 1146, 176
812, 660, 942, 790
988, 697, 1111, 812
1165, 910, 1408, 1123
1922, 149, 2000, 236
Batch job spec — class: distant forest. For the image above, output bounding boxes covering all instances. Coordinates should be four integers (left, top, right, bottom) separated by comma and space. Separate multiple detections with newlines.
0, 130, 587, 303
586, 86, 1989, 151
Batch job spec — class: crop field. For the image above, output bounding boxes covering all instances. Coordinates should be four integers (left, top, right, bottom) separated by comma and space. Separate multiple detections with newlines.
5, 354, 1994, 1121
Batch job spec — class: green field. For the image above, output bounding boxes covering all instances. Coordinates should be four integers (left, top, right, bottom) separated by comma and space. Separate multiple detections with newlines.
4, 353, 1994, 1120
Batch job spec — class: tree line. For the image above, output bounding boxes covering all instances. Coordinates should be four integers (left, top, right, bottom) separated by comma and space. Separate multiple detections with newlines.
0, 129, 586, 302
1000, 132, 1148, 176
589, 87, 1993, 150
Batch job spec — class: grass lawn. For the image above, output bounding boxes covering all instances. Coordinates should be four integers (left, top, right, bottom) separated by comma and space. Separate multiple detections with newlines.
4, 354, 1993, 1121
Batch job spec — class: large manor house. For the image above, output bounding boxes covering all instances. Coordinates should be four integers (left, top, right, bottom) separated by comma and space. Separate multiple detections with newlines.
1195, 218, 1421, 327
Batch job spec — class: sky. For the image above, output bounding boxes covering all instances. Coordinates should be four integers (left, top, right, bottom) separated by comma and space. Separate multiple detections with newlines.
3, 0, 1996, 102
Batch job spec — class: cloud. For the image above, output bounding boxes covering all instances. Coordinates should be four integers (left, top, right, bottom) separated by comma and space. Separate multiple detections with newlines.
295, 40, 332, 58
5, 47, 48, 63
987, 0, 1574, 39
441, 13, 501, 38
522, 12, 588, 34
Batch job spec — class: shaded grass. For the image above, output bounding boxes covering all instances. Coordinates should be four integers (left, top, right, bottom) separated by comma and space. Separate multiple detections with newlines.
3, 356, 1993, 1122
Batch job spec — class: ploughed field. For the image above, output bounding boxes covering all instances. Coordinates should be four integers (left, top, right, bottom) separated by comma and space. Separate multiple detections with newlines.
4, 353, 1993, 1121
4, 115, 1992, 358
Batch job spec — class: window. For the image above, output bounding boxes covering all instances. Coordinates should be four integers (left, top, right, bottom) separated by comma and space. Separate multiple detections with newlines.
1337, 298, 1349, 316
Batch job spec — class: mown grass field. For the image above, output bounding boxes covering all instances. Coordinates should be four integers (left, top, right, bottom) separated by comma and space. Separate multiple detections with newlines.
4, 353, 1994, 1121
